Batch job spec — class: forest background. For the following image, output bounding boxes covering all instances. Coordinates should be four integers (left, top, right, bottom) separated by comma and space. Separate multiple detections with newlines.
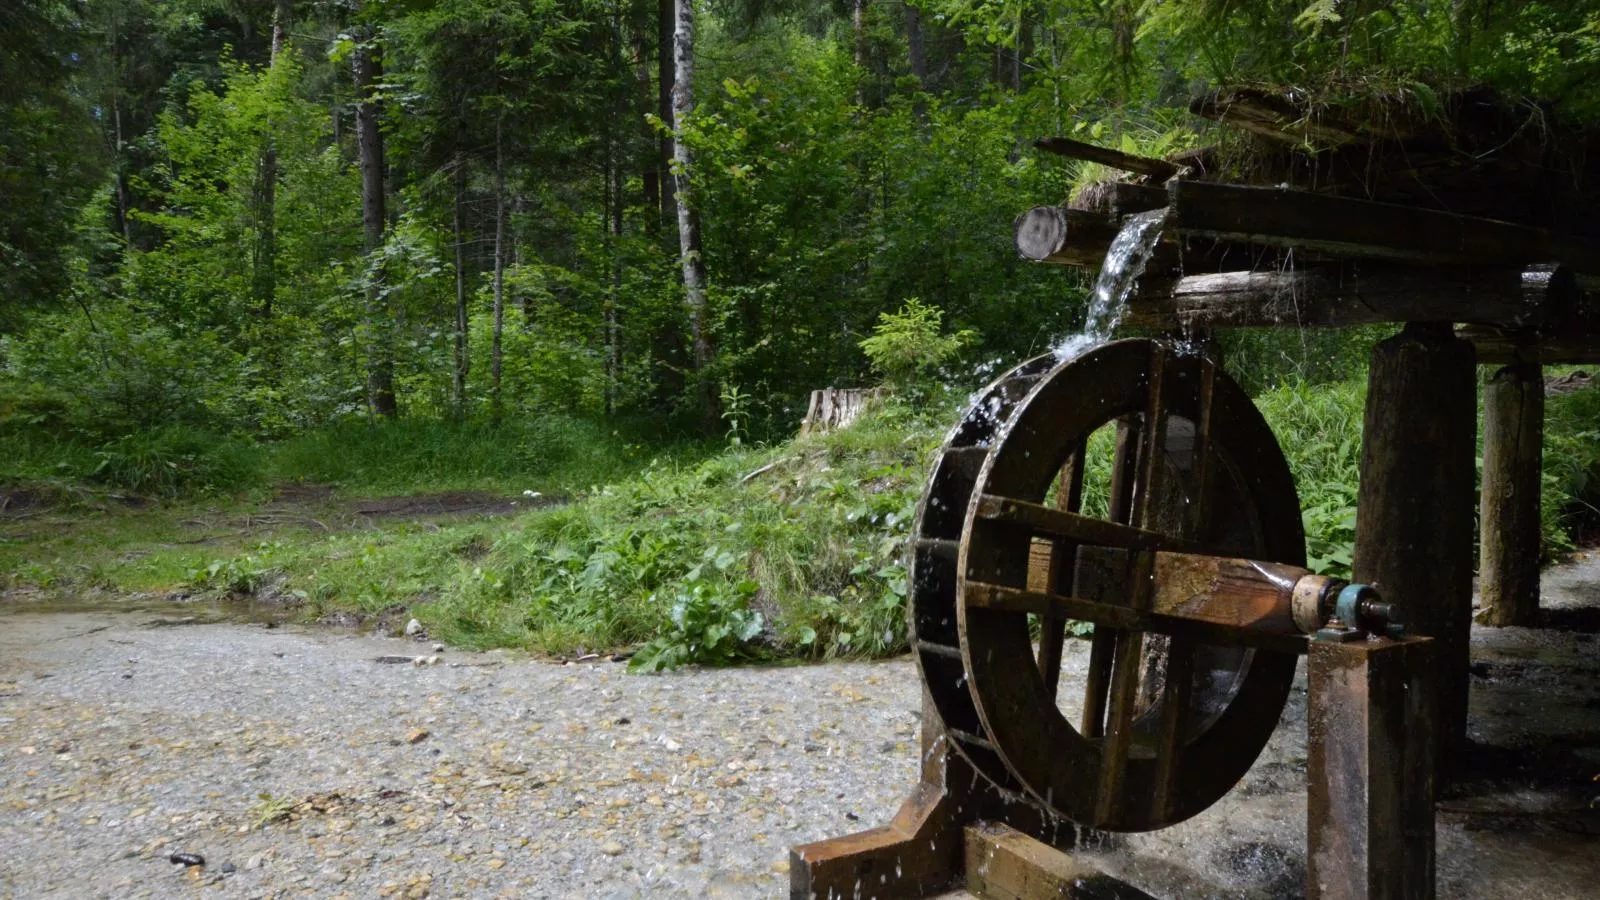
8, 0, 1600, 666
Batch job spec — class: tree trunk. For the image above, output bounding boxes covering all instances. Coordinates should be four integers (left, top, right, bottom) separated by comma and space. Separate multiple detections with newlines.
672, 0, 717, 431
853, 0, 867, 69
658, 0, 676, 236
490, 121, 507, 422
353, 19, 396, 418
905, 3, 928, 90
452, 153, 469, 419
271, 0, 291, 58
632, 35, 659, 224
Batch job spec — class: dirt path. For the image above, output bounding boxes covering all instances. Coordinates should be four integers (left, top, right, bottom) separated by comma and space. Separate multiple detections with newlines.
3, 559, 1599, 899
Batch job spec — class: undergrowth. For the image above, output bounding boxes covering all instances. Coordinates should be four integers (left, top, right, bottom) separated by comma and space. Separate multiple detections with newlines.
11, 368, 1600, 672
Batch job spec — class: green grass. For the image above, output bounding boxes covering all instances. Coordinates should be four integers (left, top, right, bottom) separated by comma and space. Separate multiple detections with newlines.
9, 373, 1600, 669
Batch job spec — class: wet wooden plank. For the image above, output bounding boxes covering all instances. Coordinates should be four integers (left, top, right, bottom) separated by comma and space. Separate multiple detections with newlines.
964, 822, 1157, 900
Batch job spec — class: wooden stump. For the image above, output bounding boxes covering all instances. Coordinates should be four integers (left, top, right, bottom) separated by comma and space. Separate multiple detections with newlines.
1478, 363, 1545, 627
1353, 323, 1476, 779
800, 387, 882, 436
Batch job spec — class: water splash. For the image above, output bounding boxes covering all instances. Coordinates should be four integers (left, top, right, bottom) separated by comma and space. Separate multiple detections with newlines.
1052, 208, 1169, 360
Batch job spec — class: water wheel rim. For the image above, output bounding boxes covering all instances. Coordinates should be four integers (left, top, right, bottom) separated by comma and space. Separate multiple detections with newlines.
957, 338, 1303, 831
907, 352, 1060, 795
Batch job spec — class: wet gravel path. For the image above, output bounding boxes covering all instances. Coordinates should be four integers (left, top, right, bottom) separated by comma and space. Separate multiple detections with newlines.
0, 612, 920, 899
5, 564, 1599, 900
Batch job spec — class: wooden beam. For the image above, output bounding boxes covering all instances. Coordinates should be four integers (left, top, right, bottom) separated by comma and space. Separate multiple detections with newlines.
964, 822, 1156, 900
1034, 136, 1180, 181
1166, 180, 1600, 272
1462, 326, 1600, 365
1070, 181, 1169, 218
1123, 265, 1540, 330
1306, 637, 1437, 900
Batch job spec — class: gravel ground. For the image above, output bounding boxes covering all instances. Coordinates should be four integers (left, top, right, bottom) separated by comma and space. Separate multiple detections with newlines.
4, 556, 1600, 900
0, 611, 920, 899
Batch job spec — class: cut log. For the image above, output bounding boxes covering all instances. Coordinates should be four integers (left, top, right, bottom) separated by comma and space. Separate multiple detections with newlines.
1166, 180, 1600, 272
1034, 136, 1179, 182
1014, 207, 1123, 267
1123, 265, 1541, 330
1478, 363, 1544, 628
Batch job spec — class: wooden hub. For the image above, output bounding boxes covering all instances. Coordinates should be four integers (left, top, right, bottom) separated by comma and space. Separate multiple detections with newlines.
909, 338, 1305, 831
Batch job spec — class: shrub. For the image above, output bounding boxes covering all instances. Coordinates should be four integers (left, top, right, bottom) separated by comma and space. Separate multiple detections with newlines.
859, 299, 977, 390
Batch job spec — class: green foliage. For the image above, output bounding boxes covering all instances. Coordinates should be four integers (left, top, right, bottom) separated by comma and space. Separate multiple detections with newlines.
1256, 379, 1366, 578
270, 416, 641, 494
1543, 381, 1600, 555
90, 426, 266, 497
859, 298, 978, 390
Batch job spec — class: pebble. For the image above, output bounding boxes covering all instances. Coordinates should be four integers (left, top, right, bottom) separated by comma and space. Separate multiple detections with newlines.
404, 619, 424, 637
600, 840, 625, 856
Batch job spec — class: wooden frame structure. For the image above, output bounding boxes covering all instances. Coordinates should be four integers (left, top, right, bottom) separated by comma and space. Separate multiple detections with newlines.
797, 91, 1595, 898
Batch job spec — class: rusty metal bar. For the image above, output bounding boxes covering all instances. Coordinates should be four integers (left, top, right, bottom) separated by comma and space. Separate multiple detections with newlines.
1307, 636, 1436, 900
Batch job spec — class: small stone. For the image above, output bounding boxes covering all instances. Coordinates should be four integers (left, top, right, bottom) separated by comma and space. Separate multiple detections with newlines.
600, 840, 624, 857
245, 854, 263, 871
486, 859, 506, 870
404, 619, 424, 637
432, 644, 445, 653
220, 862, 236, 874
407, 729, 430, 745
169, 852, 205, 867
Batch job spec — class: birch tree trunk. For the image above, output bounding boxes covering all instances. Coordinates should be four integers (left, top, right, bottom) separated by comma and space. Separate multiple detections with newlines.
452, 152, 469, 419
490, 120, 507, 422
658, 0, 677, 237
672, 0, 717, 430
353, 17, 396, 418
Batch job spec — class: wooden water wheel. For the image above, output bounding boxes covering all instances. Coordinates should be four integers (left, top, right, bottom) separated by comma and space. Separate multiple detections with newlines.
909, 338, 1306, 831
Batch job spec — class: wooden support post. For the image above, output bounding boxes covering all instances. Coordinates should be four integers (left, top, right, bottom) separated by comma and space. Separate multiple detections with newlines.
1478, 363, 1545, 626
1306, 636, 1436, 900
1353, 323, 1475, 779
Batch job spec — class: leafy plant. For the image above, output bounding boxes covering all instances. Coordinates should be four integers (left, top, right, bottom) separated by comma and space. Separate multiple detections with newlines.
628, 548, 766, 672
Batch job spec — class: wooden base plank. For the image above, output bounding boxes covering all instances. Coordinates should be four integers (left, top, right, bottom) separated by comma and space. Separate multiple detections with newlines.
964, 822, 1155, 900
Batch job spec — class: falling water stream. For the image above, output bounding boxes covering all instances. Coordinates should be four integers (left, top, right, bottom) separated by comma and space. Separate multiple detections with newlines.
1052, 207, 1169, 360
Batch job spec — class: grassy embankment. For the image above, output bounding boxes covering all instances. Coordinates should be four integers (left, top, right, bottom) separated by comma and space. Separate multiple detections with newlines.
5, 377, 1600, 668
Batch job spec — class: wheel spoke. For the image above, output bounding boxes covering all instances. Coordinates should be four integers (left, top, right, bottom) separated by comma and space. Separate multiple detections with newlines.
1149, 636, 1197, 819
1095, 550, 1157, 825
1037, 448, 1086, 700
974, 494, 1207, 554
1082, 414, 1143, 739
